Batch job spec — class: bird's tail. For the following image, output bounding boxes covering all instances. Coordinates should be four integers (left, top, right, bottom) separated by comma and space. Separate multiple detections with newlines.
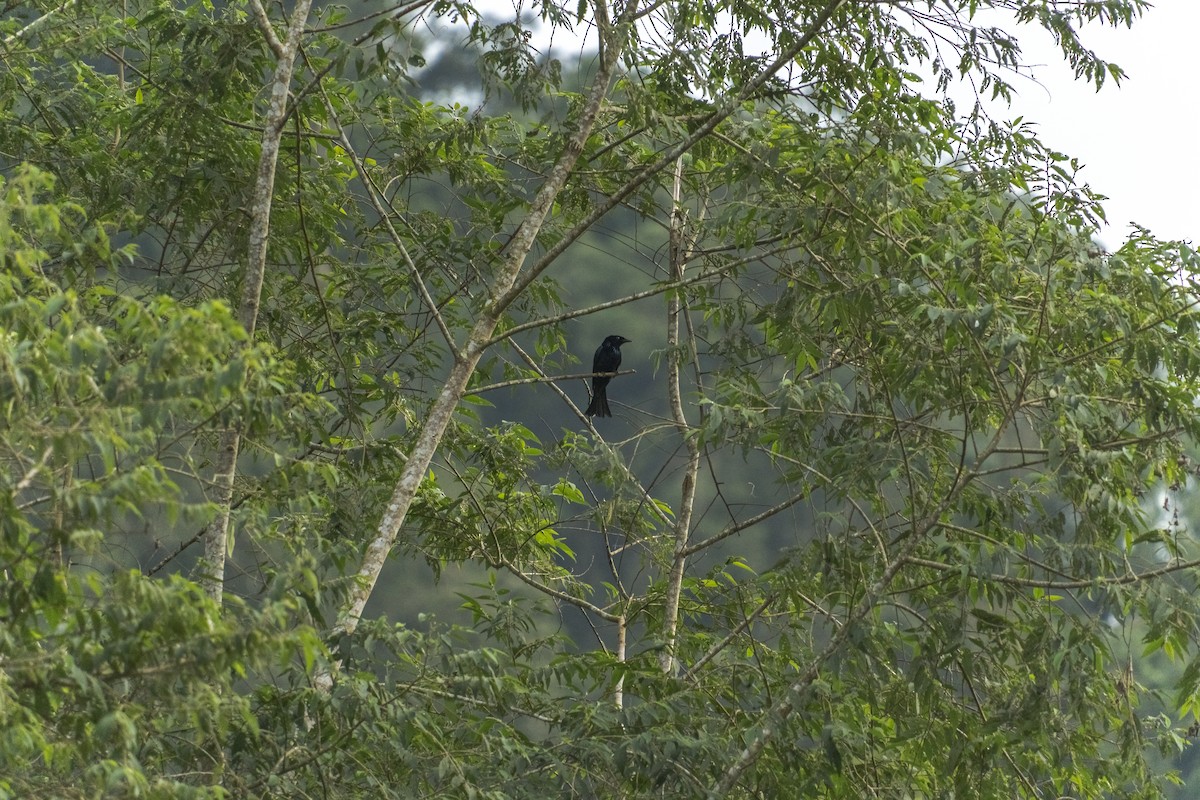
586, 390, 611, 417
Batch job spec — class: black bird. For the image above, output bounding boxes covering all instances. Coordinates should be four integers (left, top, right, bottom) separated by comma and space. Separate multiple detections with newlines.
586, 335, 630, 418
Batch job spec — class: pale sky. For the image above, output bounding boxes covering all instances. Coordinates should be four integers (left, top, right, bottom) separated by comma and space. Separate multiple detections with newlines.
991, 2, 1199, 247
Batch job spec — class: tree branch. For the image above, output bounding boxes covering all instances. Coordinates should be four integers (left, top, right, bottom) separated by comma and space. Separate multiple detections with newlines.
904, 555, 1200, 590
659, 156, 702, 675
490, 0, 851, 318
469, 368, 636, 395
322, 0, 635, 686
200, 0, 313, 604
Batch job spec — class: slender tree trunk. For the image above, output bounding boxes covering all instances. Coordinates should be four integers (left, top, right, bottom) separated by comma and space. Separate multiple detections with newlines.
614, 614, 627, 709
325, 0, 628, 660
660, 158, 702, 674
199, 0, 312, 604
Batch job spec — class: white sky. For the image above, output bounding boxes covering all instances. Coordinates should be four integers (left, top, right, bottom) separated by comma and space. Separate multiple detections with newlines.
989, 2, 1200, 247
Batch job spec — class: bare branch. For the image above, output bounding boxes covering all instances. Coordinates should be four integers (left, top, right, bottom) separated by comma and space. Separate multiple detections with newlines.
310, 66, 458, 356
469, 369, 636, 395
904, 555, 1200, 590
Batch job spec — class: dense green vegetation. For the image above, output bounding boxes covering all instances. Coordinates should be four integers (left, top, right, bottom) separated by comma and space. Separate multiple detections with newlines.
3, 0, 1200, 796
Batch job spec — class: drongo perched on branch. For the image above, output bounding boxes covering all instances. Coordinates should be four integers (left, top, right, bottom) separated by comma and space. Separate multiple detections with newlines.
586, 335, 630, 417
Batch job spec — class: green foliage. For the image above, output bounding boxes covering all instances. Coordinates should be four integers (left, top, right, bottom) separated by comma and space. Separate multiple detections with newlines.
0, 166, 326, 798
2, 0, 1199, 798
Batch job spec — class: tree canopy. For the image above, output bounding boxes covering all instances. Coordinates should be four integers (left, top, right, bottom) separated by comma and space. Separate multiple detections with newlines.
3, 0, 1200, 797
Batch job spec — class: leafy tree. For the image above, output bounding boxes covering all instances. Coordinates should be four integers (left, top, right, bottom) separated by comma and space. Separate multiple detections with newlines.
3, 0, 1200, 797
